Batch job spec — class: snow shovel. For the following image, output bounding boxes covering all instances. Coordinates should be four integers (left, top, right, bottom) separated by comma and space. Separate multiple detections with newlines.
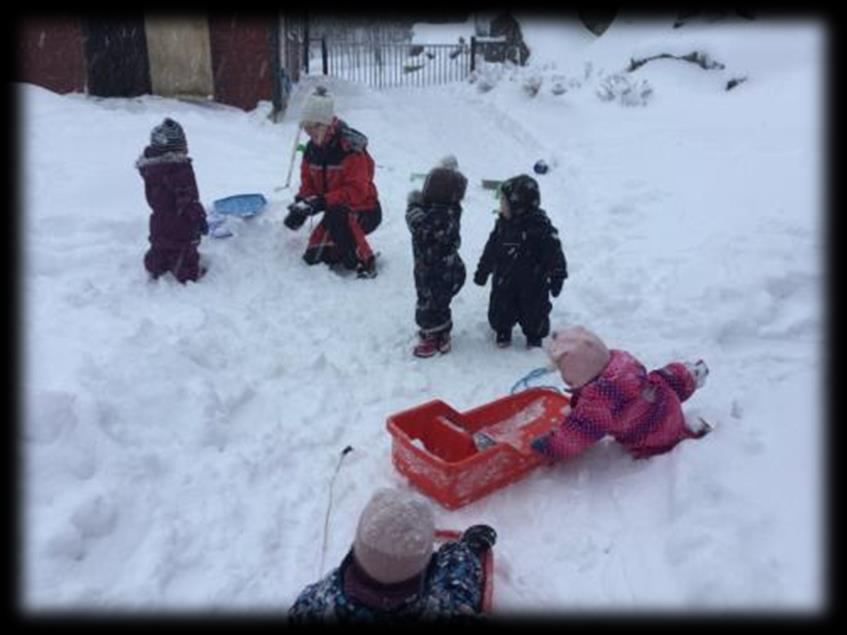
275, 126, 303, 192
207, 194, 268, 239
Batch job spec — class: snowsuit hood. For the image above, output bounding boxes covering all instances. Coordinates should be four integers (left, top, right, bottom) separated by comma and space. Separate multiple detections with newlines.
500, 174, 540, 215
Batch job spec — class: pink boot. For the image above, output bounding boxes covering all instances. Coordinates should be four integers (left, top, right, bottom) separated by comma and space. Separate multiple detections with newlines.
413, 332, 451, 358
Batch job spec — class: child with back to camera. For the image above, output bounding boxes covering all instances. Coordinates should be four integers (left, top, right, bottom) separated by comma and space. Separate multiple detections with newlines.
136, 117, 208, 283
406, 155, 468, 358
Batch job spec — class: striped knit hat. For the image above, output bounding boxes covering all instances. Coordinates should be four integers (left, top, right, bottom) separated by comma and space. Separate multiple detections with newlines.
150, 118, 187, 152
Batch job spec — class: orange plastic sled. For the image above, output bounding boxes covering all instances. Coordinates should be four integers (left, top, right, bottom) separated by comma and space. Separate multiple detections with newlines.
435, 529, 494, 612
387, 388, 571, 510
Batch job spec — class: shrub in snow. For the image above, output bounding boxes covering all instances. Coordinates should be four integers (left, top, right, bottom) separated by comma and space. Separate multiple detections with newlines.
726, 76, 748, 91
627, 50, 725, 72
522, 75, 543, 97
469, 62, 505, 93
596, 73, 653, 107
550, 74, 583, 96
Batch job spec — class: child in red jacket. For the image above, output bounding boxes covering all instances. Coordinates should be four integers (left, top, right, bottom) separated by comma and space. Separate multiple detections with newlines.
284, 86, 381, 279
531, 325, 711, 460
136, 118, 208, 283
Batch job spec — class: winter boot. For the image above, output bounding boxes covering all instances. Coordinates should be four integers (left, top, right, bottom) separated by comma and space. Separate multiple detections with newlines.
496, 330, 512, 348
684, 414, 714, 438
684, 359, 709, 388
414, 332, 445, 358
356, 257, 377, 279
526, 336, 542, 348
437, 331, 452, 354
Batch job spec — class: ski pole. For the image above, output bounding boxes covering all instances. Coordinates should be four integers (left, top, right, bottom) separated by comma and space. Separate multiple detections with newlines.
318, 445, 354, 578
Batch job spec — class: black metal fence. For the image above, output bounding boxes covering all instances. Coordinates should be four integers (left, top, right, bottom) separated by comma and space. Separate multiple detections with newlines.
304, 36, 516, 89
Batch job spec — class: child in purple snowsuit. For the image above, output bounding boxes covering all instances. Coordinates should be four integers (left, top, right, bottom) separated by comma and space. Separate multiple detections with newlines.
136, 118, 208, 283
531, 325, 711, 461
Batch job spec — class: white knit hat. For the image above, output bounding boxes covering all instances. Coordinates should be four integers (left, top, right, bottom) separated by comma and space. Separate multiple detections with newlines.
353, 488, 435, 584
300, 85, 335, 126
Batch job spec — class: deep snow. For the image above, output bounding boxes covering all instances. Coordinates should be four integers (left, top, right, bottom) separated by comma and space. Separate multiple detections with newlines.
21, 13, 824, 615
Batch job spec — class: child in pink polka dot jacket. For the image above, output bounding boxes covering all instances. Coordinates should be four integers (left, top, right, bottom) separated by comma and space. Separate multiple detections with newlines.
531, 325, 711, 461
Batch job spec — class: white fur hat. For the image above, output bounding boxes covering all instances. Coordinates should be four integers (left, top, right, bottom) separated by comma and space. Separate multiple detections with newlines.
353, 488, 434, 584
300, 86, 335, 126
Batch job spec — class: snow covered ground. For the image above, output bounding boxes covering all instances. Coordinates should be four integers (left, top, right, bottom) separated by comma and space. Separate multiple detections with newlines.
21, 13, 824, 615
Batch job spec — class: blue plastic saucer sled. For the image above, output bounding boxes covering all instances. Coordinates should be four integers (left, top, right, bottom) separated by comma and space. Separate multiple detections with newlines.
212, 193, 267, 218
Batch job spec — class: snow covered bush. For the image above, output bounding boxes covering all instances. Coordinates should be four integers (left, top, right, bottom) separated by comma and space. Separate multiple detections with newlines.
468, 61, 506, 93
522, 74, 543, 97
596, 73, 653, 107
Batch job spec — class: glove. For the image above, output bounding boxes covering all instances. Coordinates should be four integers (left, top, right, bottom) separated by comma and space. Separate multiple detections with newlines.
305, 196, 326, 213
530, 434, 556, 459
461, 524, 497, 554
284, 200, 312, 230
405, 204, 426, 229
473, 270, 488, 286
284, 207, 307, 230
199, 218, 209, 236
549, 276, 564, 298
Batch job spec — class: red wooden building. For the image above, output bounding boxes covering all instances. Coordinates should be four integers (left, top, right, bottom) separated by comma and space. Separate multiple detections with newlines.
16, 14, 303, 113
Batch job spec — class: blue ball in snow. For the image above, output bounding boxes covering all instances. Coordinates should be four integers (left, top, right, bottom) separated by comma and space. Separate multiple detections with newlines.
533, 160, 549, 175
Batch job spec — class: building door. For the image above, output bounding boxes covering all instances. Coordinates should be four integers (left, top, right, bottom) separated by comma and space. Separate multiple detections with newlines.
208, 15, 273, 111
144, 15, 214, 100
81, 17, 151, 97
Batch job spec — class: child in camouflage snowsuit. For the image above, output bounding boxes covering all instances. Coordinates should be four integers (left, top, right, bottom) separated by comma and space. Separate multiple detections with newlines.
474, 174, 568, 348
288, 488, 496, 623
406, 157, 468, 358
136, 118, 208, 283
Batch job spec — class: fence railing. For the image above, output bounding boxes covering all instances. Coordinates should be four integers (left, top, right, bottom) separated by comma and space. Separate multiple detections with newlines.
304, 36, 516, 89
307, 39, 472, 89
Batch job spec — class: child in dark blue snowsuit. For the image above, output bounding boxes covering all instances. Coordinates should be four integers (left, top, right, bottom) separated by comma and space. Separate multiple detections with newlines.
406, 158, 468, 358
474, 174, 568, 348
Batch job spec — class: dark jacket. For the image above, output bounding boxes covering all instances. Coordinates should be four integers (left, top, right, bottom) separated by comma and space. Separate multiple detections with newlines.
136, 146, 207, 250
288, 541, 485, 623
298, 117, 379, 212
407, 199, 463, 269
475, 207, 567, 292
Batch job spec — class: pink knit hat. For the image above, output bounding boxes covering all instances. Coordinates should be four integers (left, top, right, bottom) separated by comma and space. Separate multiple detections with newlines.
545, 325, 611, 388
353, 488, 435, 584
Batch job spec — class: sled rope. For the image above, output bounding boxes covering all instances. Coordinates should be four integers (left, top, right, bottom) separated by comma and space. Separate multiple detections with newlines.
510, 366, 563, 395
318, 445, 354, 578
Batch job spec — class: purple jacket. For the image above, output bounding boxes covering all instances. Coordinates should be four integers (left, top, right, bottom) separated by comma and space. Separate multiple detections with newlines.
136, 146, 206, 249
545, 350, 700, 460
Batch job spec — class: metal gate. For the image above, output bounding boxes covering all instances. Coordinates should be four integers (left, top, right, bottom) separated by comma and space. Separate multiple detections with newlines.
307, 38, 472, 89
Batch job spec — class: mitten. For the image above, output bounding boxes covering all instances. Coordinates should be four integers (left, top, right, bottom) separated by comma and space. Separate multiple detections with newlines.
407, 189, 424, 205
530, 434, 556, 458
473, 269, 488, 286
549, 276, 564, 298
405, 204, 426, 229
684, 359, 709, 388
284, 201, 310, 230
306, 196, 326, 213
199, 218, 209, 236
461, 524, 497, 554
